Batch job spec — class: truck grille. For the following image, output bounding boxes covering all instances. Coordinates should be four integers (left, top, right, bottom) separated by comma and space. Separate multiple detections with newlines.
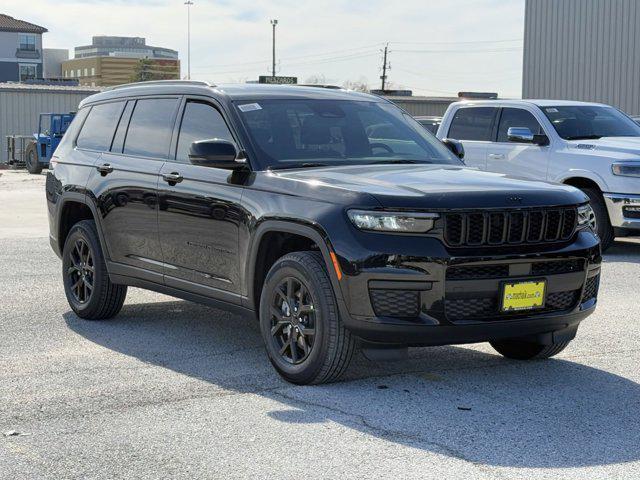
444, 208, 578, 247
445, 290, 580, 321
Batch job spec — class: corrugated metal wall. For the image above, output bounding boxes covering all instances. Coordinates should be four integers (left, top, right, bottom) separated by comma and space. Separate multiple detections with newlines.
523, 0, 640, 115
1, 88, 98, 162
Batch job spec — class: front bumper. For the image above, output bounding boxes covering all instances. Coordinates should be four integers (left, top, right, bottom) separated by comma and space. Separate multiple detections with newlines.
603, 193, 640, 230
335, 230, 601, 346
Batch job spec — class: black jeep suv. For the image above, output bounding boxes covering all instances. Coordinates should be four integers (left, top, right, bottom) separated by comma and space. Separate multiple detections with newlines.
47, 81, 601, 384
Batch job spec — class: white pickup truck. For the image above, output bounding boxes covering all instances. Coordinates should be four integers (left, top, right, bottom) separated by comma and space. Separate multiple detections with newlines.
436, 100, 640, 249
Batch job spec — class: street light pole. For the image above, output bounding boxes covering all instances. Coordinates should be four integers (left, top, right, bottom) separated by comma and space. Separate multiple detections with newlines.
270, 19, 278, 77
185, 0, 194, 80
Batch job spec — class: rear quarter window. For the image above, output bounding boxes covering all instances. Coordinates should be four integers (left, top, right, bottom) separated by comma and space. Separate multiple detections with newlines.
76, 101, 124, 151
448, 107, 497, 141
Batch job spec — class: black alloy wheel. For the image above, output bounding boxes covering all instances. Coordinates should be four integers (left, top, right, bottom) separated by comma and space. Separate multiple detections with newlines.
67, 238, 95, 304
270, 276, 317, 364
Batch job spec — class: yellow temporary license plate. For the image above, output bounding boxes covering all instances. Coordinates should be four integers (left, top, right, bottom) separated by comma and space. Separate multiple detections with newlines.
501, 280, 546, 312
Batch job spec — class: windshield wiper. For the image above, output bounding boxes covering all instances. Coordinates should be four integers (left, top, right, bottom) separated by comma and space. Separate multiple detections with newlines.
369, 159, 424, 165
565, 134, 602, 140
268, 162, 331, 171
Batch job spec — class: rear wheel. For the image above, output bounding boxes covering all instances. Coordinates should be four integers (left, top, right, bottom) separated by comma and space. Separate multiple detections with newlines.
62, 220, 127, 320
25, 141, 42, 175
490, 338, 571, 360
259, 251, 355, 385
580, 187, 614, 251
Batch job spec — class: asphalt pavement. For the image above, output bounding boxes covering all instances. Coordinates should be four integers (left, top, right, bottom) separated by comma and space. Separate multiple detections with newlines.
1, 170, 639, 479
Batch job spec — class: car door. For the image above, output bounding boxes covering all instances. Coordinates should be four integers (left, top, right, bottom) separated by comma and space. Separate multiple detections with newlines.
157, 98, 245, 304
486, 107, 551, 180
445, 106, 498, 170
88, 96, 180, 280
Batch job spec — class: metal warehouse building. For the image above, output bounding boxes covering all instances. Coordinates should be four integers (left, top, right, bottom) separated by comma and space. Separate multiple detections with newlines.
523, 0, 640, 115
1, 83, 100, 162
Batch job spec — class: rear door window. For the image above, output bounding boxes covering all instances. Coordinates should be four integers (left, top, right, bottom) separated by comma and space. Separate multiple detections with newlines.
175, 101, 234, 163
497, 108, 544, 142
123, 98, 180, 159
448, 107, 497, 141
76, 101, 124, 151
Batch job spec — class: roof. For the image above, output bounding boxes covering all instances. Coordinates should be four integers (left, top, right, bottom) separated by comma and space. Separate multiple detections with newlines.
0, 14, 47, 33
449, 99, 610, 108
0, 82, 102, 94
80, 81, 384, 107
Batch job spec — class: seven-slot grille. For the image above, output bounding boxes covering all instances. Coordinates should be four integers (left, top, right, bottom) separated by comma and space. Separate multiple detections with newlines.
444, 208, 578, 247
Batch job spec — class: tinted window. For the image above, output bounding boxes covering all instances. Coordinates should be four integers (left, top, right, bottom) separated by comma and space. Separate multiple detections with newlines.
237, 99, 459, 169
497, 108, 544, 142
110, 101, 135, 153
176, 101, 234, 163
123, 98, 179, 158
541, 105, 640, 140
448, 107, 497, 141
76, 102, 124, 151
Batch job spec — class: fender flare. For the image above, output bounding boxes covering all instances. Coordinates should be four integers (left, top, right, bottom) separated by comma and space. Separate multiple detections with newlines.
243, 219, 343, 311
56, 192, 111, 262
555, 169, 609, 192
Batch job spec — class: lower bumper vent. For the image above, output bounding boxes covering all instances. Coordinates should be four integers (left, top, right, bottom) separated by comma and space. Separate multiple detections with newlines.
370, 289, 420, 318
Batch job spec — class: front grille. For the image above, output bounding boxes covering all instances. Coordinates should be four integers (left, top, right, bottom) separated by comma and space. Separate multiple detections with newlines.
447, 264, 509, 280
582, 275, 600, 302
531, 259, 584, 276
370, 289, 420, 318
443, 208, 578, 247
445, 290, 580, 321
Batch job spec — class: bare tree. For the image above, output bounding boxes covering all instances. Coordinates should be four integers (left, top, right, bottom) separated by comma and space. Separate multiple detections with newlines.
304, 74, 327, 85
342, 77, 369, 92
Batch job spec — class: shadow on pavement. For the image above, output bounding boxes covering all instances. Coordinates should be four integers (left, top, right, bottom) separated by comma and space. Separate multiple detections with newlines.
603, 238, 640, 264
65, 299, 640, 469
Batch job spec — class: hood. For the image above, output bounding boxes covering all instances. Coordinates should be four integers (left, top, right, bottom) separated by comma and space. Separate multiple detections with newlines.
566, 136, 640, 160
268, 164, 587, 209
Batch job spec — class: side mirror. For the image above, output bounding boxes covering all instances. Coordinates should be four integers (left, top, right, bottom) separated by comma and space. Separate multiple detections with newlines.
188, 139, 246, 169
507, 127, 549, 146
442, 138, 465, 159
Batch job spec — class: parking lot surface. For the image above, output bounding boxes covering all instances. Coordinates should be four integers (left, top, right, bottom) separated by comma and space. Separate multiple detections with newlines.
1, 170, 639, 479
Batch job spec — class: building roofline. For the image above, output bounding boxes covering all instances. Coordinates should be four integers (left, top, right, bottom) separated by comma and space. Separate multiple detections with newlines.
0, 14, 47, 34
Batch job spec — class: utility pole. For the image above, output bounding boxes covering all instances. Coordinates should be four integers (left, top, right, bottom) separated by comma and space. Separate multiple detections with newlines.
185, 0, 194, 79
380, 43, 389, 91
270, 19, 278, 77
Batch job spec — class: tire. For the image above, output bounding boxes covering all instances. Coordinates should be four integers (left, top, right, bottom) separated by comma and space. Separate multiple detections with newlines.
62, 219, 127, 320
25, 141, 43, 175
490, 338, 571, 360
581, 187, 614, 251
259, 251, 355, 385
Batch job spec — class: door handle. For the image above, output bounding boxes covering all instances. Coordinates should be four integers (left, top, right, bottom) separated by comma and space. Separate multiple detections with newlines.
162, 172, 183, 185
488, 153, 505, 160
96, 163, 114, 176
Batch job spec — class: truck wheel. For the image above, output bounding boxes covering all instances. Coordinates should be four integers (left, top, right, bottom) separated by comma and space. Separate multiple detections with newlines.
25, 142, 43, 175
259, 251, 355, 385
490, 338, 571, 360
581, 187, 614, 251
62, 220, 127, 320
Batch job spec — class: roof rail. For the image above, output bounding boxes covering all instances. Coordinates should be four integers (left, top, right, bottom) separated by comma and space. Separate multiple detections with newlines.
108, 80, 214, 90
296, 84, 344, 90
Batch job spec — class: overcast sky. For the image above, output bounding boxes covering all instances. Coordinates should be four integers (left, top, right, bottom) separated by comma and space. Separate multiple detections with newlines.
4, 0, 525, 97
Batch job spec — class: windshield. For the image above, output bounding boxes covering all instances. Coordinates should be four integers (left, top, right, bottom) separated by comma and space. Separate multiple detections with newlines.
234, 99, 461, 169
541, 105, 640, 140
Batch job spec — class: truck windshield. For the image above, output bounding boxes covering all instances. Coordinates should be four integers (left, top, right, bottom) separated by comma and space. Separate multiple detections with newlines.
234, 99, 461, 169
541, 105, 640, 140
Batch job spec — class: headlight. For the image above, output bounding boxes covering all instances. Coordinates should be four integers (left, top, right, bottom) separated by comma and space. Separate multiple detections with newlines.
577, 204, 596, 230
347, 210, 438, 233
612, 163, 640, 177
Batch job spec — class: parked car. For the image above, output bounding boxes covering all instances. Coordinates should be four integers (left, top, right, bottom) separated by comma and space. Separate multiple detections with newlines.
437, 100, 640, 250
47, 81, 600, 384
414, 115, 442, 135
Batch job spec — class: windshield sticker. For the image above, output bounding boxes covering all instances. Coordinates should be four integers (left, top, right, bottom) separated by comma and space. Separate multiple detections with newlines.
238, 103, 262, 112
545, 108, 559, 113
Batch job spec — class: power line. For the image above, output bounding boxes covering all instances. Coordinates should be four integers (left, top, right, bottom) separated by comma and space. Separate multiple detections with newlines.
389, 38, 522, 45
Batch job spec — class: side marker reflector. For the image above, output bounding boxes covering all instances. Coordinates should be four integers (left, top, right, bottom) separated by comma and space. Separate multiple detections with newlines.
329, 251, 342, 281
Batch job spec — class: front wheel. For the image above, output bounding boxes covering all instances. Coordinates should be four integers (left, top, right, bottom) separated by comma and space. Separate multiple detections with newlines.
259, 251, 355, 385
580, 187, 614, 251
25, 141, 42, 175
490, 338, 571, 360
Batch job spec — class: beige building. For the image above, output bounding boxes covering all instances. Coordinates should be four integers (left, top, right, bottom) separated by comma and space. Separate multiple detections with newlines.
62, 56, 180, 87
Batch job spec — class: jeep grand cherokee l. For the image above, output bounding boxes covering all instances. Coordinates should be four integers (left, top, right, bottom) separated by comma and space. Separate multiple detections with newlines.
46, 81, 601, 385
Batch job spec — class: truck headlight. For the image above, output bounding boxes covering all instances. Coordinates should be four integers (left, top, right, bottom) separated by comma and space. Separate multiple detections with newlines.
577, 204, 596, 230
348, 210, 438, 233
612, 163, 640, 177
